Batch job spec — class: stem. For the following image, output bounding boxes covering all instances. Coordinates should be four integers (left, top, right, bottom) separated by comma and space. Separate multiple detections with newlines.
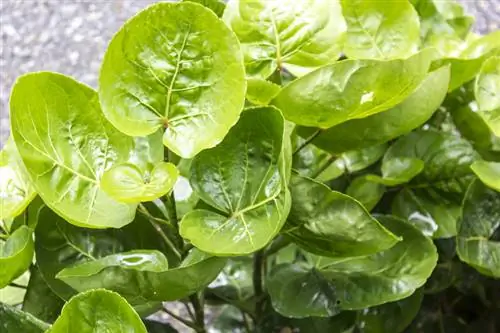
162, 307, 199, 330
164, 193, 179, 232
311, 155, 337, 179
147, 219, 182, 260
190, 293, 206, 333
253, 250, 266, 320
8, 282, 27, 289
138, 204, 170, 226
293, 129, 321, 156
241, 310, 251, 333
183, 301, 196, 322
265, 235, 291, 257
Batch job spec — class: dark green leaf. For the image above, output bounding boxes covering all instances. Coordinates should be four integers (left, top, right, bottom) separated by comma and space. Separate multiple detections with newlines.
346, 176, 385, 211
0, 302, 49, 333
367, 157, 425, 186
0, 225, 33, 288
144, 320, 179, 333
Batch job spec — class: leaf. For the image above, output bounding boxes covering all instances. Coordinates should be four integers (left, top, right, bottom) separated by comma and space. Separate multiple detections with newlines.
99, 2, 246, 159
180, 107, 291, 255
246, 78, 281, 106
45, 289, 147, 333
268, 215, 437, 317
0, 302, 49, 333
183, 0, 225, 17
284, 175, 399, 258
471, 161, 500, 192
367, 157, 425, 186
209, 257, 254, 304
296, 65, 450, 154
0, 225, 34, 288
101, 162, 179, 203
288, 312, 357, 333
0, 137, 36, 220
222, 0, 346, 78
346, 176, 385, 211
456, 179, 500, 278
474, 55, 500, 136
357, 289, 424, 333
10, 72, 163, 229
273, 49, 435, 129
144, 320, 179, 333
341, 0, 420, 59
0, 271, 29, 305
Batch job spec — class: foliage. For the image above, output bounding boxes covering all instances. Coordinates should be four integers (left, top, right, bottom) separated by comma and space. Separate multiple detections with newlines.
1, 1, 499, 332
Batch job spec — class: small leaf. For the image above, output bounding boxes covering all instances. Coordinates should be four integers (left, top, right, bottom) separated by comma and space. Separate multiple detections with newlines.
0, 302, 49, 333
0, 226, 33, 288
471, 160, 500, 192
180, 107, 291, 255
346, 176, 385, 211
273, 49, 435, 128
246, 78, 281, 106
223, 0, 346, 78
341, 0, 420, 59
99, 2, 246, 158
101, 162, 179, 203
474, 55, 500, 136
0, 271, 29, 305
367, 157, 425, 186
285, 175, 399, 258
45, 289, 147, 333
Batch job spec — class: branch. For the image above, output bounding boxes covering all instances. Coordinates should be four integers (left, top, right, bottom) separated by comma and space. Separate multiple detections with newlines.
293, 129, 322, 156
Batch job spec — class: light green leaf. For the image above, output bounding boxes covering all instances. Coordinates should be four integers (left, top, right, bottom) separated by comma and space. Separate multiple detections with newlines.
101, 162, 179, 203
296, 65, 450, 154
0, 302, 49, 333
10, 72, 163, 229
99, 2, 246, 158
346, 176, 385, 211
45, 289, 147, 333
180, 107, 291, 255
341, 0, 420, 59
456, 179, 500, 278
0, 137, 36, 220
223, 0, 346, 78
471, 160, 500, 192
268, 216, 437, 317
273, 49, 435, 128
0, 271, 29, 305
284, 175, 399, 258
474, 55, 500, 136
0, 225, 33, 288
183, 0, 225, 17
246, 78, 281, 106
367, 157, 425, 186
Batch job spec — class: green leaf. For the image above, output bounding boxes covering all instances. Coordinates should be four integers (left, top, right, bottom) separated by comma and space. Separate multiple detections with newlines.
101, 162, 179, 203
357, 289, 423, 333
180, 107, 291, 255
222, 0, 346, 78
99, 2, 246, 158
0, 271, 29, 305
456, 179, 500, 278
0, 137, 36, 220
284, 175, 399, 258
273, 49, 435, 129
367, 157, 425, 186
208, 257, 254, 304
45, 289, 147, 333
341, 0, 420, 59
474, 55, 500, 136
183, 0, 225, 17
10, 72, 163, 229
0, 302, 49, 333
268, 215, 437, 317
296, 65, 450, 154
0, 225, 33, 288
288, 312, 357, 333
471, 160, 500, 192
346, 176, 385, 211
246, 78, 281, 106
144, 320, 179, 333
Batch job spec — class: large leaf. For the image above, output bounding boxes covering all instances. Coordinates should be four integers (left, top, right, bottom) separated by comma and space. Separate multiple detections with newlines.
474, 55, 500, 136
0, 137, 36, 220
0, 225, 33, 288
273, 49, 434, 129
45, 289, 147, 333
10, 72, 163, 229
296, 65, 450, 154
456, 179, 500, 278
222, 0, 346, 78
99, 2, 246, 158
57, 248, 225, 303
180, 107, 291, 255
341, 0, 420, 59
388, 130, 479, 238
471, 161, 500, 192
183, 0, 225, 17
268, 216, 437, 317
284, 175, 399, 258
0, 302, 49, 333
346, 176, 385, 211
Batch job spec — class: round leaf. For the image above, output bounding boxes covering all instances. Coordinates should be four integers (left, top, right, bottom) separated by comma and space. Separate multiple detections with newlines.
10, 72, 163, 229
471, 160, 500, 192
0, 226, 34, 288
346, 176, 385, 211
101, 162, 179, 203
99, 2, 246, 158
474, 55, 500, 136
367, 157, 425, 186
223, 0, 346, 78
180, 107, 291, 255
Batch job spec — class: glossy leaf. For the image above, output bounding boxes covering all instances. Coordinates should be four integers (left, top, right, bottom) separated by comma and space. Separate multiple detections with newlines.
268, 216, 437, 317
45, 289, 147, 333
0, 302, 49, 333
223, 0, 346, 78
209, 257, 253, 304
10, 72, 163, 229
367, 157, 425, 186
296, 66, 450, 154
284, 175, 399, 258
180, 107, 291, 255
341, 0, 420, 59
0, 225, 34, 288
99, 2, 246, 158
274, 49, 435, 128
246, 78, 281, 106
346, 176, 385, 211
288, 312, 357, 333
474, 55, 500, 136
456, 180, 500, 278
471, 160, 500, 192
101, 162, 179, 203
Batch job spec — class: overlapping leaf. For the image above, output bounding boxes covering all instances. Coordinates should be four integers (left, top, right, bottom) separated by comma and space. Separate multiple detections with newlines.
0, 302, 49, 333
471, 161, 500, 192
474, 55, 500, 136
0, 226, 34, 288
